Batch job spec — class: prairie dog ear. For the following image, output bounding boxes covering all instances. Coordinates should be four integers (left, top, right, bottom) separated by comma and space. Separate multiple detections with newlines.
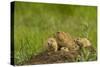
62, 32, 66, 34
56, 31, 64, 34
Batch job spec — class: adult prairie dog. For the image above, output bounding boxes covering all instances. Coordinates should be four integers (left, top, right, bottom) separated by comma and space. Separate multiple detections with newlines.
75, 38, 91, 48
54, 32, 79, 51
46, 37, 58, 52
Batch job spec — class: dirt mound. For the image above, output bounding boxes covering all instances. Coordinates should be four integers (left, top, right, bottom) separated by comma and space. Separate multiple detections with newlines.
26, 50, 80, 65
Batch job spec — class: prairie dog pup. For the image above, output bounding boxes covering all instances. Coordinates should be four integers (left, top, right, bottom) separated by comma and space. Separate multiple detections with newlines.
60, 47, 69, 52
54, 32, 79, 51
46, 37, 58, 52
75, 38, 91, 48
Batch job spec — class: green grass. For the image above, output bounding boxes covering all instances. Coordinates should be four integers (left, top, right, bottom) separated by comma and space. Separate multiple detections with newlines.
13, 1, 97, 65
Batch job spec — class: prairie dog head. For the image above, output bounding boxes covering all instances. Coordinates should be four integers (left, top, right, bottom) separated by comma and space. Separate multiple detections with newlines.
75, 38, 91, 48
46, 37, 58, 52
60, 47, 69, 52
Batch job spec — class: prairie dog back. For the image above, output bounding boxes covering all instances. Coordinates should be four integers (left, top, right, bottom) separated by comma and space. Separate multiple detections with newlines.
54, 32, 79, 51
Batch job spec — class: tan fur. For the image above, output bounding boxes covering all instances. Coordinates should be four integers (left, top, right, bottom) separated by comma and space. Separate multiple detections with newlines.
75, 38, 91, 48
54, 32, 79, 51
46, 37, 58, 52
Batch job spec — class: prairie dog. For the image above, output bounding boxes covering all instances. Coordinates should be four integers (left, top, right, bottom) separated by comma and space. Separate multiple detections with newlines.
60, 47, 69, 52
54, 32, 79, 51
46, 37, 58, 52
75, 38, 91, 48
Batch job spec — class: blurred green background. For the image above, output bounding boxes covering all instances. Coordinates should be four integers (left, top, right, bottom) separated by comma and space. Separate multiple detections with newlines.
13, 1, 97, 65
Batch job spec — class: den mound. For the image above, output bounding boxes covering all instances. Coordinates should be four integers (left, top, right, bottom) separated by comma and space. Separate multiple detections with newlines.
25, 32, 96, 65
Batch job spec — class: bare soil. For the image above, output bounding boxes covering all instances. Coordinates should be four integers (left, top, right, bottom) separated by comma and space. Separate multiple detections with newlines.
25, 50, 80, 65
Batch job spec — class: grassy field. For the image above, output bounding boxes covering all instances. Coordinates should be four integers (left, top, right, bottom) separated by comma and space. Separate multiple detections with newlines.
13, 1, 97, 65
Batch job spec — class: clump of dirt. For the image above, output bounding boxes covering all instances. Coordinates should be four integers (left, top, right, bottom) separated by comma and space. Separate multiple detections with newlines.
23, 46, 96, 65
26, 50, 80, 65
